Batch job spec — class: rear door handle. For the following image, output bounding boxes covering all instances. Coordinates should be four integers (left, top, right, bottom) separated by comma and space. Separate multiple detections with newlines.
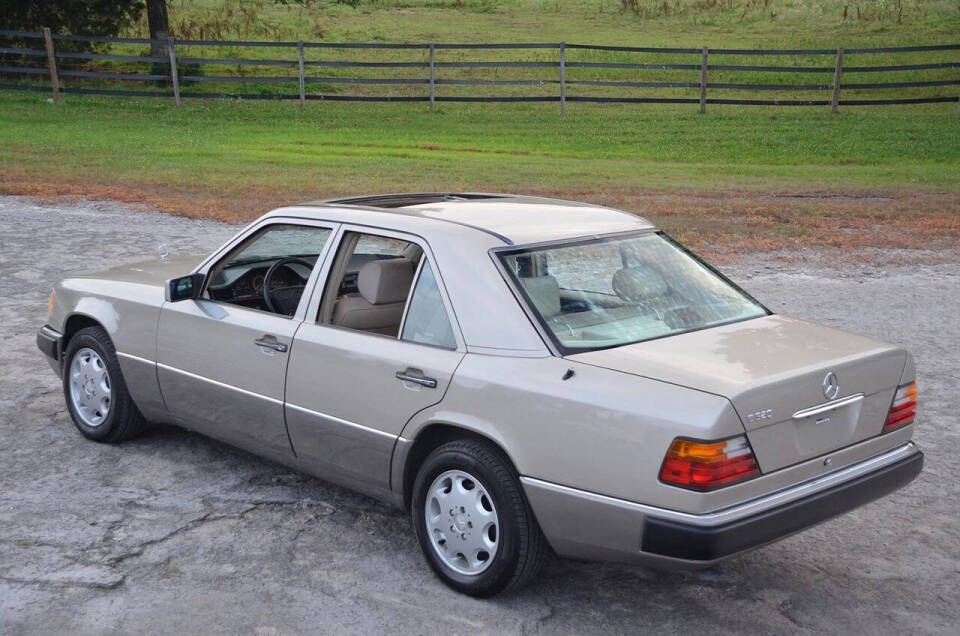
395, 369, 437, 389
254, 336, 288, 353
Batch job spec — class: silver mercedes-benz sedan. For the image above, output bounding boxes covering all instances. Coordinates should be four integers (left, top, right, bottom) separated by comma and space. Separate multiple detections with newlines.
38, 193, 922, 597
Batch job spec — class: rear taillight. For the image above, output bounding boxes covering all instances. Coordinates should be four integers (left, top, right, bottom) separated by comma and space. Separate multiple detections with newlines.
884, 381, 917, 433
659, 435, 760, 491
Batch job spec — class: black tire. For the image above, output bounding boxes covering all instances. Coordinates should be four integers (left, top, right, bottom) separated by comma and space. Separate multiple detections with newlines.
62, 326, 149, 443
411, 438, 548, 597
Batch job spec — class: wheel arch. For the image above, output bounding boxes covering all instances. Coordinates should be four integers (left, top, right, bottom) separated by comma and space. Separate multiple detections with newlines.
62, 313, 108, 351
397, 421, 520, 512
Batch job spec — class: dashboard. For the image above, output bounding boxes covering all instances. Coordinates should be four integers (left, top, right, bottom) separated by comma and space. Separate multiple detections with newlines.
207, 261, 313, 311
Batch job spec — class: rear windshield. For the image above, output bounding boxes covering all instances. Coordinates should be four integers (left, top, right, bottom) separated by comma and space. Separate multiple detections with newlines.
497, 232, 768, 354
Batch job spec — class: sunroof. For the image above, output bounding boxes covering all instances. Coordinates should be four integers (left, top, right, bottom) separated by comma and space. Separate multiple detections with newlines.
325, 193, 509, 209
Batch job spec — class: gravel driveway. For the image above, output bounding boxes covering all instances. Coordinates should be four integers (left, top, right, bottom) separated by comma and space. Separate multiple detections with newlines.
1, 196, 957, 635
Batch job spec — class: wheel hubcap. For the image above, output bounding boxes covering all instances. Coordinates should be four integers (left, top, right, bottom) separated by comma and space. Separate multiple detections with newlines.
425, 469, 499, 576
69, 348, 112, 427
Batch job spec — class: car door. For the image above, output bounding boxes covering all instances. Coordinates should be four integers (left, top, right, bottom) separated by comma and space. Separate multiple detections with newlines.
284, 226, 465, 493
156, 219, 337, 456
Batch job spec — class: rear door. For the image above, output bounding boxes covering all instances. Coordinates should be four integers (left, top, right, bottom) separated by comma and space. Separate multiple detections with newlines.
284, 226, 465, 492
157, 219, 337, 455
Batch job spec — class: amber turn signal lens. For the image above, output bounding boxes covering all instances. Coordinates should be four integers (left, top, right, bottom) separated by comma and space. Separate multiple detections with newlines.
884, 382, 917, 433
659, 435, 760, 491
47, 290, 56, 319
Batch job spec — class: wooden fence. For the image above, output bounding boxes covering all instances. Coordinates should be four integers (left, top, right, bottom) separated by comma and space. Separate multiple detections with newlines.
1, 29, 958, 113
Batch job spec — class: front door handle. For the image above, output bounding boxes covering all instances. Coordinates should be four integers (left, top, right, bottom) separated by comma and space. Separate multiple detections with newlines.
254, 336, 288, 353
395, 369, 437, 389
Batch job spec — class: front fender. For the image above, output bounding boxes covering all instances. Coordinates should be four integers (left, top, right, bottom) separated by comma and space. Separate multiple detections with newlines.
51, 278, 168, 421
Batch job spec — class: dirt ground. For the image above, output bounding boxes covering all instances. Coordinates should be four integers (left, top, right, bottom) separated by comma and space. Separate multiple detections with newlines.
3, 176, 959, 263
1, 196, 957, 635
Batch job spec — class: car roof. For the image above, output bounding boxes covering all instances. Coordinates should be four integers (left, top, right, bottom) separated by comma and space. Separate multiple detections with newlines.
295, 193, 656, 246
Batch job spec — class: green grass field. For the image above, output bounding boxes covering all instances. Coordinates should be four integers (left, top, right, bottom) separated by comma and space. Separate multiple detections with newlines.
2, 93, 958, 194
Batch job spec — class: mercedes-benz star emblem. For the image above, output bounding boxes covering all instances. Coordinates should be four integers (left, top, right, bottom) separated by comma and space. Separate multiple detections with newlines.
822, 371, 840, 400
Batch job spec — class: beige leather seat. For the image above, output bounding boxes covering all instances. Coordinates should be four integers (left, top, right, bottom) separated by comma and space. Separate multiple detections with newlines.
332, 258, 415, 335
520, 275, 562, 318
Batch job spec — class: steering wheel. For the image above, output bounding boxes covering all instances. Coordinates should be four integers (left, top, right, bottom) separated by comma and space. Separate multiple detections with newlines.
262, 257, 312, 316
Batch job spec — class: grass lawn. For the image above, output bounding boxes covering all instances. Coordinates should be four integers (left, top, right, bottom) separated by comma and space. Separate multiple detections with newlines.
1, 92, 958, 258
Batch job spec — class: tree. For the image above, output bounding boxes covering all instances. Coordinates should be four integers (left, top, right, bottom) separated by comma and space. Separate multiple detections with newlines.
1, 1, 143, 49
145, 0, 170, 59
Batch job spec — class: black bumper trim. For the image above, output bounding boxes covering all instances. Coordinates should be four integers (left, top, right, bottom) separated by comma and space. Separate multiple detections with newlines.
641, 449, 924, 561
37, 325, 62, 362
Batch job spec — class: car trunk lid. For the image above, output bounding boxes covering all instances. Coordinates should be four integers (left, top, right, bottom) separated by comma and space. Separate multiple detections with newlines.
568, 315, 906, 472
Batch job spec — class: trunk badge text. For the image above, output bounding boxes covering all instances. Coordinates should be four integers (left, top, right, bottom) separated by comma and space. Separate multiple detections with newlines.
746, 409, 774, 424
822, 371, 840, 400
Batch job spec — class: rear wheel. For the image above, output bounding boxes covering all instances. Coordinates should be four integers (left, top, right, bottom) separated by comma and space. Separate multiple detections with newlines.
411, 438, 547, 597
62, 326, 149, 443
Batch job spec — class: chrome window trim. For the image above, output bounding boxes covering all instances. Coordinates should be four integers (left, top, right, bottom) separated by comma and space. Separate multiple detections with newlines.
521, 441, 920, 528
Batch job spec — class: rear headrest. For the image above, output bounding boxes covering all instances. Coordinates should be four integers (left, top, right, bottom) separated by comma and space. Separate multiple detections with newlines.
358, 258, 415, 305
520, 275, 561, 318
612, 264, 669, 302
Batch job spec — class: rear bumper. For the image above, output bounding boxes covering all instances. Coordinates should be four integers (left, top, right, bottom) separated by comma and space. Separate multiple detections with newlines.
37, 325, 63, 375
522, 441, 923, 569
641, 448, 923, 561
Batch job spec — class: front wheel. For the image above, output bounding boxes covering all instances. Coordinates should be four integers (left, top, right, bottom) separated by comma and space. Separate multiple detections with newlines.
62, 326, 149, 443
411, 438, 547, 597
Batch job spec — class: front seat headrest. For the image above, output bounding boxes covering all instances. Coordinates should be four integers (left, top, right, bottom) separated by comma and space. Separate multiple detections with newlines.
612, 265, 669, 302
520, 275, 561, 318
357, 258, 415, 305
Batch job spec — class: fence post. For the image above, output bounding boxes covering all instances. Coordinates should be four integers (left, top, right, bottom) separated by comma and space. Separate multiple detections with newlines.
831, 48, 844, 113
699, 46, 708, 114
559, 42, 566, 115
168, 37, 181, 107
297, 40, 306, 110
42, 27, 60, 102
429, 43, 436, 114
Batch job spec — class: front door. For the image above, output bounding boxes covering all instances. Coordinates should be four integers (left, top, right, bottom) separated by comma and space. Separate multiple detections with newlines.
284, 229, 465, 492
157, 221, 335, 455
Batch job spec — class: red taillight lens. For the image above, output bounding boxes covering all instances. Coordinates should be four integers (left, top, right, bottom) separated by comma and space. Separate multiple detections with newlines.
659, 435, 760, 491
884, 381, 917, 433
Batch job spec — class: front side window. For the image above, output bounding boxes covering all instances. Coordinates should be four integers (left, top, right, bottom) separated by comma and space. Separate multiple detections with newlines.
401, 261, 457, 349
498, 232, 767, 354
206, 224, 331, 316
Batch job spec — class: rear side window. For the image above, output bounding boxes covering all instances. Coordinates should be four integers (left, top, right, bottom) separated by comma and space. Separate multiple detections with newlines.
401, 261, 457, 349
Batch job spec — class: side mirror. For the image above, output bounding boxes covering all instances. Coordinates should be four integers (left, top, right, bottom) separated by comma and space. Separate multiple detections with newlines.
165, 273, 205, 302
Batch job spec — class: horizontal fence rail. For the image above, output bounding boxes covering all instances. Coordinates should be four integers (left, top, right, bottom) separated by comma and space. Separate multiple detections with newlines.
0, 29, 958, 113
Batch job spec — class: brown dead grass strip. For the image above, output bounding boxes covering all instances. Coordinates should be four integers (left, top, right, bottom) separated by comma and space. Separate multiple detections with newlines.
3, 175, 958, 264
